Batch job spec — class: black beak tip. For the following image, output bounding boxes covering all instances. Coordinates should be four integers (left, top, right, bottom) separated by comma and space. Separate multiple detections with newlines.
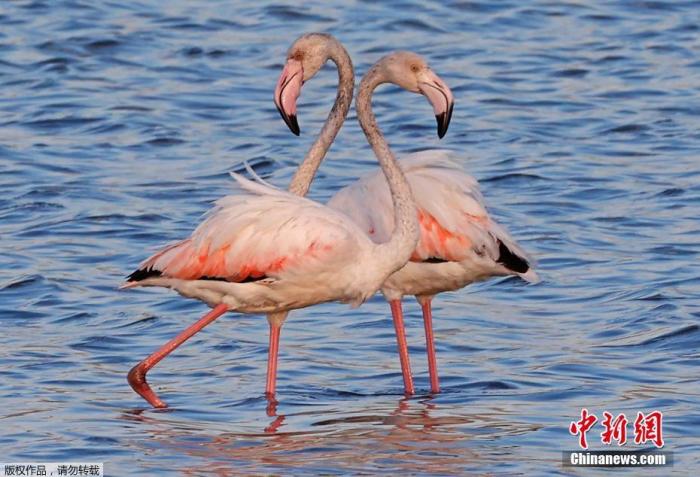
276, 103, 301, 136
288, 114, 300, 136
436, 113, 448, 139
435, 101, 454, 139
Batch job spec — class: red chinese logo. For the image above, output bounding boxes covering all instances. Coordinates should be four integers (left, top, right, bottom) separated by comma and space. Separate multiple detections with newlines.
634, 411, 664, 448
601, 411, 628, 445
570, 409, 664, 449
569, 408, 597, 449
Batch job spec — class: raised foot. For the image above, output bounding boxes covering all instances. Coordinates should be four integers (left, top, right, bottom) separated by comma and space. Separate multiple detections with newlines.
127, 364, 168, 409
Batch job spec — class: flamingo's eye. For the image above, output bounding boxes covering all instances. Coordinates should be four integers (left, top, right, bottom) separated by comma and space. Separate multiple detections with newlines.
411, 64, 419, 73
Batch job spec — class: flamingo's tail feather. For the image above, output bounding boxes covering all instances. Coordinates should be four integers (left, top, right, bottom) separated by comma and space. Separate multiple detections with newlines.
496, 239, 539, 283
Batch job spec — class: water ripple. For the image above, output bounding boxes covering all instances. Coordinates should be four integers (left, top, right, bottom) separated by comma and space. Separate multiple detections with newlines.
1, 0, 698, 474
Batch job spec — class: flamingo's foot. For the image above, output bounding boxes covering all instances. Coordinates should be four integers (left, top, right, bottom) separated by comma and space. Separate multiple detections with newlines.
128, 364, 168, 409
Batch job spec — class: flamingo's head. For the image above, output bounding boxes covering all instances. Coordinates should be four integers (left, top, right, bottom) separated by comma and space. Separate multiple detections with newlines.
377, 51, 454, 138
274, 33, 336, 136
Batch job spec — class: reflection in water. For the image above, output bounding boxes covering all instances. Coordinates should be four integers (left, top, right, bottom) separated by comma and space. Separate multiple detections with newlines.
264, 397, 285, 434
119, 397, 541, 474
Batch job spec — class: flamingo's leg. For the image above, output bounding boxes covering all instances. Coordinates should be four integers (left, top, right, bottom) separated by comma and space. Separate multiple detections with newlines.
127, 303, 229, 408
389, 299, 415, 394
417, 295, 440, 393
265, 312, 286, 397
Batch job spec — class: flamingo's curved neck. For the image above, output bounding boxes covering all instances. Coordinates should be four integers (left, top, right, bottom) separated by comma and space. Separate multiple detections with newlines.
287, 41, 354, 197
356, 65, 419, 273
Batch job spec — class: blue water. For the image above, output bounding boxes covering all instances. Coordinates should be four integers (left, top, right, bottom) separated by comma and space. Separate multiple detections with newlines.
1, 1, 699, 475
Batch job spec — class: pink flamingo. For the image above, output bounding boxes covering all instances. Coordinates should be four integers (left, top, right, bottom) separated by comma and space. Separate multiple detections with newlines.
329, 154, 539, 394
124, 33, 354, 407
277, 41, 538, 395
122, 45, 452, 408
263, 33, 355, 396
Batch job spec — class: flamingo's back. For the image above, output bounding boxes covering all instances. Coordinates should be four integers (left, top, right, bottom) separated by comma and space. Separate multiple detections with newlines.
126, 174, 370, 286
328, 150, 537, 282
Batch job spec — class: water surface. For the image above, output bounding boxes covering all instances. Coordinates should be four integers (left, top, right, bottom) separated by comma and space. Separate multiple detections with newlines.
1, 1, 699, 475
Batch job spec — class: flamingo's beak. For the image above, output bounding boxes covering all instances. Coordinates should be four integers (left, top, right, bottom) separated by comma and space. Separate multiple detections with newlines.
418, 70, 454, 139
274, 59, 304, 136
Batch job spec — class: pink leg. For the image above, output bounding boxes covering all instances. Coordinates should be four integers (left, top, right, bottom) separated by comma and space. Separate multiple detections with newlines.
128, 303, 229, 408
419, 297, 440, 393
389, 300, 415, 395
265, 322, 281, 396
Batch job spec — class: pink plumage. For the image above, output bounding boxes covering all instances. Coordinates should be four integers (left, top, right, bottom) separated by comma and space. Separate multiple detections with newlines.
329, 150, 538, 284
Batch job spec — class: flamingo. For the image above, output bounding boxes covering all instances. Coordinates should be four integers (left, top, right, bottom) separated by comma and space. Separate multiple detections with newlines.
328, 155, 539, 394
262, 32, 355, 397
123, 33, 354, 408
121, 46, 451, 408
276, 42, 538, 395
